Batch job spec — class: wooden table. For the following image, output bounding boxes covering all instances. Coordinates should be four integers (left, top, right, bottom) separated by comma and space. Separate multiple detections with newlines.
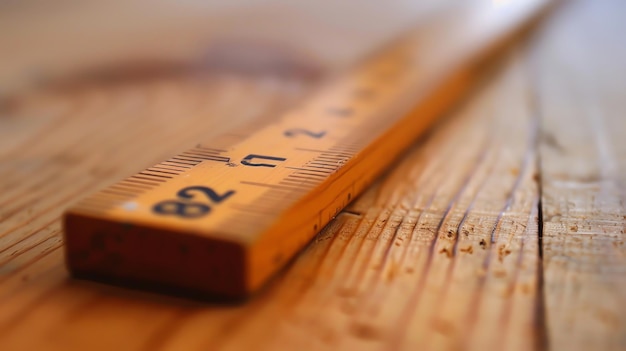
0, 1, 624, 350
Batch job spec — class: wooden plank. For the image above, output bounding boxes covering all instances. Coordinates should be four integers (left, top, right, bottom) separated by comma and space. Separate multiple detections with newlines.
1, 1, 624, 350
244, 53, 542, 351
0, 47, 543, 349
532, 1, 626, 349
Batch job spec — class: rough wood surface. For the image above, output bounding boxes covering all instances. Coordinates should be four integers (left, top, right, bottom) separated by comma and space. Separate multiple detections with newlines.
0, 53, 540, 351
0, 1, 624, 350
531, 1, 626, 349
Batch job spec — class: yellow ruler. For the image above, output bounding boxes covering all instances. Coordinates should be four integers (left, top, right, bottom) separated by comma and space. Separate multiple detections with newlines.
64, 0, 551, 297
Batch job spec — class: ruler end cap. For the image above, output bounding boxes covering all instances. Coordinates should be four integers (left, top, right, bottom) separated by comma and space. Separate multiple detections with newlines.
63, 210, 251, 298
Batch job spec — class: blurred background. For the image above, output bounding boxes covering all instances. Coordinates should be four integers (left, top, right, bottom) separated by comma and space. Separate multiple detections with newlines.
0, 0, 456, 96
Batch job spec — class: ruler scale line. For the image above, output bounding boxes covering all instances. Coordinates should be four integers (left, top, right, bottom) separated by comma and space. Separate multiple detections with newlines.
163, 163, 196, 168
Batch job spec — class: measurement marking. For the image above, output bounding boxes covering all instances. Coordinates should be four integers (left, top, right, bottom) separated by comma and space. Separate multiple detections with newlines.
317, 153, 348, 158
145, 168, 181, 176
170, 157, 200, 163
195, 146, 227, 153
171, 156, 202, 163
321, 151, 353, 157
182, 152, 223, 160
304, 164, 337, 171
202, 157, 231, 162
290, 171, 330, 178
140, 171, 175, 178
121, 178, 160, 187
315, 157, 346, 164
130, 175, 166, 183
181, 152, 215, 159
308, 160, 340, 165
286, 172, 324, 178
174, 155, 205, 162
151, 164, 187, 171
185, 149, 221, 156
138, 172, 173, 179
183, 151, 230, 162
163, 160, 196, 167
303, 164, 336, 170
286, 167, 333, 175
147, 169, 184, 176
293, 148, 351, 157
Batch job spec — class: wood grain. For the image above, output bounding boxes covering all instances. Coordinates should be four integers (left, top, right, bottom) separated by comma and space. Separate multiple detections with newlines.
0, 1, 624, 350
0, 71, 317, 350
531, 1, 626, 349
0, 49, 542, 351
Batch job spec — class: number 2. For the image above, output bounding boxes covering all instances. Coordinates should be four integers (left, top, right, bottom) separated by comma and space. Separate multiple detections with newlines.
177, 186, 234, 202
284, 128, 326, 138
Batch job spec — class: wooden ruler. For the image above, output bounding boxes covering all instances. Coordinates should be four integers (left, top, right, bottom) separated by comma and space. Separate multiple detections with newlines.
64, 0, 552, 298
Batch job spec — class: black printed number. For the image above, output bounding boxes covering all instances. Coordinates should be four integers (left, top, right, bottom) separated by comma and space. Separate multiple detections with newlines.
153, 201, 210, 218
284, 129, 326, 139
241, 154, 286, 168
153, 186, 235, 218
177, 186, 234, 202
